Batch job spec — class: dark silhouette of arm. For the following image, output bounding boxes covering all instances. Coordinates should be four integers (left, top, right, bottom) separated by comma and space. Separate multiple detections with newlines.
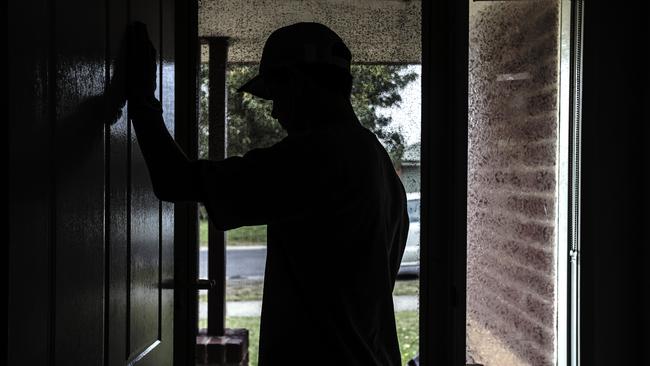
125, 22, 201, 202
195, 132, 342, 230
124, 22, 339, 224
129, 98, 201, 202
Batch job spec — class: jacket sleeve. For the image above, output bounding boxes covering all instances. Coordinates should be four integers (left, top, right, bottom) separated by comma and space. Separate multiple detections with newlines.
196, 134, 340, 230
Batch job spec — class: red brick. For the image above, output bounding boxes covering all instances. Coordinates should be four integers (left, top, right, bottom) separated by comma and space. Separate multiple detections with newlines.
468, 290, 555, 354
468, 209, 554, 246
469, 168, 555, 193
505, 194, 555, 220
477, 251, 554, 299
467, 1, 559, 364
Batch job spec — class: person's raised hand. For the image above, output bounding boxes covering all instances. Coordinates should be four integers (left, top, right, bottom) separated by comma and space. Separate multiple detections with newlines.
126, 22, 158, 107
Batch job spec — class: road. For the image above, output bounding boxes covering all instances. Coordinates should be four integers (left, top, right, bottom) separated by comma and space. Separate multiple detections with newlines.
199, 245, 418, 279
199, 246, 267, 280
199, 295, 418, 318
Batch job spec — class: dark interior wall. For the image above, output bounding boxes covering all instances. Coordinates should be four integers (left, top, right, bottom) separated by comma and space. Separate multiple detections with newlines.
580, 2, 650, 365
9, 0, 51, 362
8, 0, 177, 364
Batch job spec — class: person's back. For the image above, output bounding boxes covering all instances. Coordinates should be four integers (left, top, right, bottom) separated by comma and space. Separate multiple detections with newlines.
239, 121, 409, 365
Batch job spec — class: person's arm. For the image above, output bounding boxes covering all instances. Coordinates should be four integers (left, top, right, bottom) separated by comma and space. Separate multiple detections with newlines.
129, 98, 201, 202
196, 133, 343, 230
126, 22, 201, 202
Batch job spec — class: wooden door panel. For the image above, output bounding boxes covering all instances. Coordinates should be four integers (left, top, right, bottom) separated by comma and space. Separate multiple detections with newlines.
107, 0, 130, 364
159, 0, 177, 361
53, 0, 107, 363
128, 159, 161, 361
128, 0, 173, 364
9, 1, 178, 364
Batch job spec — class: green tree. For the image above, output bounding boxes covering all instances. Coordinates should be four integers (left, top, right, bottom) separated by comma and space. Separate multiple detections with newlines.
198, 64, 417, 163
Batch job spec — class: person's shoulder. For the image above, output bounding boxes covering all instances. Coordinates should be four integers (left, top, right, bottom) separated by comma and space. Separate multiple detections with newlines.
258, 124, 374, 161
319, 123, 376, 144
240, 134, 324, 165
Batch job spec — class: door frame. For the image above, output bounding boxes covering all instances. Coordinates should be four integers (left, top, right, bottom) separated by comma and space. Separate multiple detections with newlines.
420, 1, 469, 365
173, 0, 200, 365
177, 1, 472, 364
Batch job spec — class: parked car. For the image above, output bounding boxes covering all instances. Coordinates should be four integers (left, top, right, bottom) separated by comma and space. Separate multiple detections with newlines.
398, 192, 420, 276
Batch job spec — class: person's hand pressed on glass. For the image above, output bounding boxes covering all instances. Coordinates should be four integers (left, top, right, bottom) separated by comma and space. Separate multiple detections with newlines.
126, 22, 161, 117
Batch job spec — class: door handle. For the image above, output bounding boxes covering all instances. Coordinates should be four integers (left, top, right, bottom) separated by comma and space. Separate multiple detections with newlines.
196, 279, 217, 290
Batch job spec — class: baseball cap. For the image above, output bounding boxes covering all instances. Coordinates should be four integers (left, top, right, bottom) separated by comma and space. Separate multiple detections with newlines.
237, 22, 352, 100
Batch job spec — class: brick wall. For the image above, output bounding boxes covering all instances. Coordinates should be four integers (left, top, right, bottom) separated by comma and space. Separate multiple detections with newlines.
467, 2, 559, 365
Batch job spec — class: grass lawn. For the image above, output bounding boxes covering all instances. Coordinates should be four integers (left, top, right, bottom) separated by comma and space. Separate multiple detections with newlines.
199, 280, 264, 303
393, 278, 419, 296
215, 278, 417, 302
227, 280, 265, 302
221, 311, 418, 366
395, 310, 419, 365
200, 219, 267, 248
198, 267, 419, 364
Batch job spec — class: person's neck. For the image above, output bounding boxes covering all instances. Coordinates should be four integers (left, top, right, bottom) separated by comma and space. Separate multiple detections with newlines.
306, 94, 359, 128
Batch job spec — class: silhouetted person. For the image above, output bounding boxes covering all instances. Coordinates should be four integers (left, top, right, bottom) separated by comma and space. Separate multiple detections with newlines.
126, 22, 409, 366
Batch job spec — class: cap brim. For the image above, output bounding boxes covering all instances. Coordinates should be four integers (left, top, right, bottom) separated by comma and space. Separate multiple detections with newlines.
237, 74, 272, 100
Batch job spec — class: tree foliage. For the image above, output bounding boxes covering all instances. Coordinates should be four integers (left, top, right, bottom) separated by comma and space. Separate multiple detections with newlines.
198, 64, 417, 163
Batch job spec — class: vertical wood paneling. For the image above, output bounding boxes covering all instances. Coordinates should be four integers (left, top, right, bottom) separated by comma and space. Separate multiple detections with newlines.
8, 0, 52, 363
107, 0, 130, 364
160, 0, 176, 359
128, 0, 164, 361
10, 1, 178, 365
139, 2, 176, 365
52, 0, 107, 363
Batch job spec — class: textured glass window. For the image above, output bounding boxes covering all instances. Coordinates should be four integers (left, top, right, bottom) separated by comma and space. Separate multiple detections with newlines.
467, 1, 561, 365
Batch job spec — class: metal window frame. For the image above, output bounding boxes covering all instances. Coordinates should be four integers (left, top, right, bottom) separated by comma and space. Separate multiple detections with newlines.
557, 1, 584, 365
568, 1, 584, 365
557, 1, 585, 366
556, 0, 571, 365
